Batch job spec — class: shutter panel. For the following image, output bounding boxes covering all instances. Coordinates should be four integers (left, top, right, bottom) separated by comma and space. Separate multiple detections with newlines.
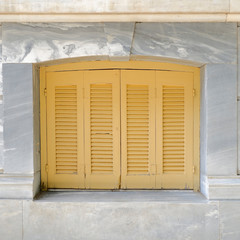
47, 71, 84, 188
55, 85, 78, 175
84, 70, 120, 189
156, 71, 194, 189
121, 70, 156, 189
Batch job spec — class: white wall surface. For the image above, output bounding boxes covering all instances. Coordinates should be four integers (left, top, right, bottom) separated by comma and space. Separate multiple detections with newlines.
0, 1, 240, 22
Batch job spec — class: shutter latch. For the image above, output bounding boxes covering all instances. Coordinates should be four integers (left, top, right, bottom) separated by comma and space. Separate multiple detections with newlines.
44, 88, 47, 97
193, 166, 195, 174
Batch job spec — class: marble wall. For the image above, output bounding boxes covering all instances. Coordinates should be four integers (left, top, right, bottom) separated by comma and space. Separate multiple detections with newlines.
0, 22, 239, 199
0, 21, 240, 240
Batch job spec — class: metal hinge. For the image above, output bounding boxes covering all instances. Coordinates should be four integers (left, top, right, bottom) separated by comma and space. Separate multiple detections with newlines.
193, 166, 195, 174
44, 88, 47, 97
193, 89, 196, 97
45, 164, 49, 173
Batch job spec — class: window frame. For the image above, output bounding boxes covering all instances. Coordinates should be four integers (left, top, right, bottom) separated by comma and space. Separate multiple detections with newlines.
40, 61, 200, 191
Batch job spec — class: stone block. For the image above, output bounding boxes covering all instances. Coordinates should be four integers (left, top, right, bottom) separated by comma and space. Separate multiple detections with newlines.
230, 0, 240, 13
238, 26, 240, 96
238, 102, 240, 174
2, 23, 134, 63
3, 64, 33, 174
0, 175, 33, 199
0, 200, 22, 240
0, 0, 230, 13
23, 195, 219, 240
0, 65, 3, 171
219, 201, 240, 240
0, 26, 3, 170
132, 23, 237, 64
204, 64, 237, 175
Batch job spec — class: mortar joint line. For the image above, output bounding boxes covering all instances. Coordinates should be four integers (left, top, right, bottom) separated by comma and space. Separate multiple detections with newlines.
129, 22, 137, 57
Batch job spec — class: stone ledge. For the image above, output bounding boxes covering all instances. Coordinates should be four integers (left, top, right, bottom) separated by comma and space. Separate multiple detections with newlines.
203, 176, 240, 200
0, 175, 33, 199
36, 190, 208, 203
0, 13, 239, 22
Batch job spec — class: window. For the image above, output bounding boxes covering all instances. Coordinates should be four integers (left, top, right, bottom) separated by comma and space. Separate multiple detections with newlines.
40, 61, 200, 190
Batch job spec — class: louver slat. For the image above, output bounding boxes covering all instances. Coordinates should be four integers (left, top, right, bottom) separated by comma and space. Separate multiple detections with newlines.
84, 70, 120, 189
47, 71, 85, 189
121, 70, 156, 189
156, 71, 194, 189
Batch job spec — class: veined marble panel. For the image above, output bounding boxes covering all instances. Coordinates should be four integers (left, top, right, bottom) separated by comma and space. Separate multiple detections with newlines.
0, 25, 2, 64
0, 25, 3, 171
204, 64, 237, 175
238, 26, 240, 96
132, 23, 237, 64
0, 200, 22, 240
238, 102, 240, 174
3, 64, 33, 173
2, 23, 134, 63
104, 23, 134, 60
219, 201, 240, 240
23, 201, 219, 240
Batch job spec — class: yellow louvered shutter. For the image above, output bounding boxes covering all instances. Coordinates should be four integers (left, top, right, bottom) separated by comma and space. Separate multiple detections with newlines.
84, 70, 120, 189
156, 71, 194, 189
121, 70, 156, 189
47, 71, 85, 188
